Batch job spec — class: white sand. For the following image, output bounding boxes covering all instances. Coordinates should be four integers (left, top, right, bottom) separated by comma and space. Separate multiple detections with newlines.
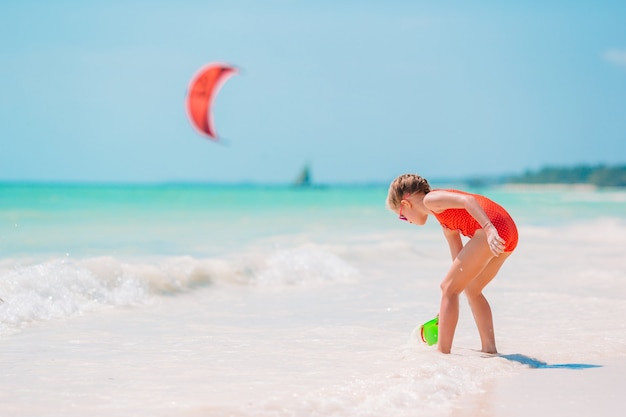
2, 277, 623, 417
451, 357, 626, 417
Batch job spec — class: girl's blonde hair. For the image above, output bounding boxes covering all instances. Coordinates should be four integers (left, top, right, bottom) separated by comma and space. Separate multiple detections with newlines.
386, 174, 431, 210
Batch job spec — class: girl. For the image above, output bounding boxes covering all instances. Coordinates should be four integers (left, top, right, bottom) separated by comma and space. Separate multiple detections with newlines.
387, 174, 518, 354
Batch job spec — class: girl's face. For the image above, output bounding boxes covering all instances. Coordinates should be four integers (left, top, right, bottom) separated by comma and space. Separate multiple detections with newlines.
397, 194, 428, 226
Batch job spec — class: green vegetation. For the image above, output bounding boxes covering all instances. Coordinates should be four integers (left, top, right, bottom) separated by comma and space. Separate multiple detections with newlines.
508, 164, 626, 187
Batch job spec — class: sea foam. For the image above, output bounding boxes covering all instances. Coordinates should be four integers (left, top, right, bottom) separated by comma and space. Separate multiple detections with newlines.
0, 245, 360, 335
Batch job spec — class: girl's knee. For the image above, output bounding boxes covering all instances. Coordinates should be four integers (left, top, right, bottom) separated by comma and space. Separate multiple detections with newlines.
440, 281, 463, 298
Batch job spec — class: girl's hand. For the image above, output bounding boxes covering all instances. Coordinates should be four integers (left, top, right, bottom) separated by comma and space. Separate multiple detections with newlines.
484, 222, 505, 256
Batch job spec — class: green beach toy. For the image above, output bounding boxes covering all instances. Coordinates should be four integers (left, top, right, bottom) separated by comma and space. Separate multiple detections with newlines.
419, 316, 438, 346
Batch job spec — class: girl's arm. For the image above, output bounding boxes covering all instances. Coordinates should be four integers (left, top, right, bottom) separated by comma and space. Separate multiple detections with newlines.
442, 226, 463, 261
424, 190, 490, 226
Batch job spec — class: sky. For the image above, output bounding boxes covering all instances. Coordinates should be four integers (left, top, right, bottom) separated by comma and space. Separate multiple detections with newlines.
1, 0, 625, 184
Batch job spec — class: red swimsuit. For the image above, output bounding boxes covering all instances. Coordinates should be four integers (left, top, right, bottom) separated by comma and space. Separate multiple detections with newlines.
431, 190, 519, 252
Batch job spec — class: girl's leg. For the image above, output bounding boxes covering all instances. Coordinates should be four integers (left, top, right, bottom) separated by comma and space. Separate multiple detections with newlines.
437, 229, 494, 354
464, 253, 511, 354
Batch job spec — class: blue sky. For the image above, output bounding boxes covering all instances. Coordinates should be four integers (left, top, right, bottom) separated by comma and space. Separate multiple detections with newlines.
1, 0, 625, 184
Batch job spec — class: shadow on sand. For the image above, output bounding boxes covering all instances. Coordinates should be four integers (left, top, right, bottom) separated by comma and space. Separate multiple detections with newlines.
499, 353, 602, 369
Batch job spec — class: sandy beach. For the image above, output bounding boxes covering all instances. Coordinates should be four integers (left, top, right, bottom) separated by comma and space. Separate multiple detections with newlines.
1, 262, 624, 417
452, 357, 626, 417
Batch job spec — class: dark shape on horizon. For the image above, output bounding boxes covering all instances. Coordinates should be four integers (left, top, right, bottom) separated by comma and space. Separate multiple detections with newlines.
186, 63, 237, 141
294, 165, 311, 187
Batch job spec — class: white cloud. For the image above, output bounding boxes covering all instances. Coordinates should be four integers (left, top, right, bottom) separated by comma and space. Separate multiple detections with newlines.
603, 49, 626, 69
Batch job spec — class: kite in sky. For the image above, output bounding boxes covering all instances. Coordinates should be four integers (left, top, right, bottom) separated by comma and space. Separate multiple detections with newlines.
186, 63, 237, 141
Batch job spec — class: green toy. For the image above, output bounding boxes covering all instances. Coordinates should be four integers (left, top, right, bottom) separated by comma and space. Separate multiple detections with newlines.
419, 316, 438, 346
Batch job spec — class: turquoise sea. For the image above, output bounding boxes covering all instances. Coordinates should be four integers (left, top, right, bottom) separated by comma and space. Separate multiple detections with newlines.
1, 182, 626, 416
4, 182, 626, 257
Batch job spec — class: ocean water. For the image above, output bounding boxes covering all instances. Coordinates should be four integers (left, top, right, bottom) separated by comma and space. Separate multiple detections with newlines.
1, 183, 625, 416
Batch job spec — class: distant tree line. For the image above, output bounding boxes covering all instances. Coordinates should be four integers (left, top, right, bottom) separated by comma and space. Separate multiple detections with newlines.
508, 164, 626, 187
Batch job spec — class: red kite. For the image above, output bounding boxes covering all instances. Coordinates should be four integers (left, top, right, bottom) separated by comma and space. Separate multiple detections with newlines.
186, 63, 237, 140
